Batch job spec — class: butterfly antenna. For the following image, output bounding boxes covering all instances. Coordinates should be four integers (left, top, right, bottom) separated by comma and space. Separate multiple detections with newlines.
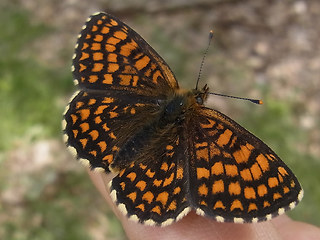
196, 30, 214, 90
208, 92, 263, 105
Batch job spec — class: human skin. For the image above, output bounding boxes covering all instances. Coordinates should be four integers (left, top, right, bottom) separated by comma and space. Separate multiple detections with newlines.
88, 170, 320, 240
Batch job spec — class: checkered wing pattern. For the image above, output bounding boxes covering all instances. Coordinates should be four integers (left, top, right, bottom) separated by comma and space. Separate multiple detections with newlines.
72, 12, 178, 96
110, 133, 190, 226
187, 107, 303, 223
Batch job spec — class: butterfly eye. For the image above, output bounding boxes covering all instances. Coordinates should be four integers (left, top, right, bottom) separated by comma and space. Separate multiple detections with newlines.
180, 102, 184, 106
196, 96, 203, 104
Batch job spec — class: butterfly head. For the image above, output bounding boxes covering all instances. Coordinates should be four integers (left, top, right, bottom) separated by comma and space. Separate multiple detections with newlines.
192, 84, 209, 105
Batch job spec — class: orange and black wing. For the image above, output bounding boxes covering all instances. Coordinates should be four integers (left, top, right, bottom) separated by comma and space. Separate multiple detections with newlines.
72, 12, 178, 96
110, 132, 191, 226
186, 107, 303, 223
64, 12, 179, 172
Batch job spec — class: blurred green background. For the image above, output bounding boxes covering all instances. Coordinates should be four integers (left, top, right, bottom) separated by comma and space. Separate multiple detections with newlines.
1, 0, 319, 239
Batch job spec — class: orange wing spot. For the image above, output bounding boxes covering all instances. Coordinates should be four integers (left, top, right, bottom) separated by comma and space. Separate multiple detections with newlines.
78, 109, 90, 120
256, 154, 270, 172
110, 19, 118, 26
216, 129, 233, 147
195, 142, 209, 149
91, 43, 101, 50
72, 130, 78, 138
139, 163, 147, 170
146, 169, 156, 178
142, 191, 154, 204
222, 151, 232, 158
120, 182, 125, 191
136, 203, 145, 212
102, 154, 113, 163
230, 199, 244, 211
244, 187, 256, 199
161, 162, 168, 171
109, 111, 119, 118
105, 44, 116, 52
197, 167, 210, 179
290, 180, 295, 188
257, 184, 268, 197
212, 180, 224, 194
76, 101, 84, 109
278, 166, 288, 176
102, 123, 110, 132
101, 97, 113, 103
80, 138, 88, 148
283, 186, 289, 194
106, 37, 121, 45
268, 177, 279, 188
196, 148, 209, 161
278, 173, 283, 182
173, 187, 181, 194
120, 41, 138, 57
163, 172, 174, 187
168, 200, 177, 210
97, 20, 102, 25
240, 168, 253, 181
95, 105, 108, 115
79, 63, 86, 72
98, 141, 107, 152
229, 136, 238, 148
127, 192, 137, 203
169, 162, 176, 170
248, 203, 258, 212
198, 183, 208, 196
151, 206, 161, 215
273, 192, 282, 200
152, 70, 162, 84
153, 179, 162, 187
176, 167, 183, 179
225, 164, 239, 177
109, 132, 117, 139
217, 123, 224, 130
101, 26, 109, 34
94, 116, 102, 124
107, 53, 117, 62
136, 180, 147, 191
88, 99, 96, 105
156, 192, 169, 207
81, 42, 89, 50
135, 55, 150, 70
79, 122, 89, 133
103, 74, 113, 84
107, 63, 119, 72
89, 130, 99, 140
112, 146, 119, 152
200, 200, 207, 206
130, 108, 136, 115
80, 52, 89, 60
233, 143, 254, 164
118, 169, 125, 177
263, 201, 270, 208
166, 145, 174, 150
200, 119, 216, 129
228, 181, 241, 195
92, 63, 104, 72
91, 25, 98, 31
250, 163, 262, 180
94, 34, 103, 42
89, 150, 97, 157
132, 76, 139, 86
114, 31, 127, 40
211, 162, 224, 175
93, 52, 103, 61
213, 200, 226, 210
209, 143, 221, 157
126, 172, 136, 182
119, 74, 132, 86
70, 114, 78, 124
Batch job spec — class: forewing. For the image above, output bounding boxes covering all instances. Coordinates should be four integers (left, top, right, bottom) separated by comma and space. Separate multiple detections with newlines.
72, 12, 178, 96
187, 107, 303, 223
110, 133, 191, 226
63, 91, 159, 172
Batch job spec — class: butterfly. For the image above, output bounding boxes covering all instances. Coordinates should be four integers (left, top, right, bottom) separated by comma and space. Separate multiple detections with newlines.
62, 12, 303, 226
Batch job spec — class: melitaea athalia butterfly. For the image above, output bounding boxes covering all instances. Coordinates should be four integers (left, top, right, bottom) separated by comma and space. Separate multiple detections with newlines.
62, 12, 303, 226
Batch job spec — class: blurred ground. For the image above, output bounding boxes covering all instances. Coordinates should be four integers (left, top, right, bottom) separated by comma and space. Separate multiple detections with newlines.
0, 0, 319, 239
